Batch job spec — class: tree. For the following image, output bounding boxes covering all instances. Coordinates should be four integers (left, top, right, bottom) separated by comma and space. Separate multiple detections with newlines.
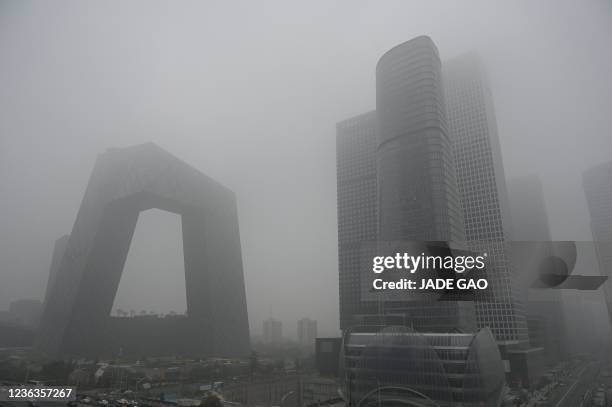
201, 393, 222, 407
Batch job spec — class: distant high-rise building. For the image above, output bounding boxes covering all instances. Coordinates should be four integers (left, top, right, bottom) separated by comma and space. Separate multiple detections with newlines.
336, 111, 378, 330
8, 299, 42, 329
297, 317, 317, 351
315, 337, 343, 377
444, 53, 527, 343
562, 290, 611, 353
506, 176, 551, 242
507, 175, 566, 364
263, 317, 283, 344
375, 36, 473, 332
443, 56, 550, 384
43, 234, 69, 308
583, 161, 612, 326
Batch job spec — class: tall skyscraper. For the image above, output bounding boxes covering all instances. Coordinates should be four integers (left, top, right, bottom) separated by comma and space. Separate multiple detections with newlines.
375, 36, 473, 332
506, 176, 551, 241
297, 317, 318, 352
376, 36, 465, 243
337, 38, 480, 332
443, 53, 528, 343
263, 317, 283, 344
335, 37, 547, 391
507, 175, 565, 364
583, 161, 612, 326
8, 299, 42, 329
336, 111, 378, 330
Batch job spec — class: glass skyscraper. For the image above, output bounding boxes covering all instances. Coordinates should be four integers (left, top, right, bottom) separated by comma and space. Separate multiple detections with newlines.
336, 111, 378, 330
334, 36, 549, 395
444, 53, 528, 343
337, 37, 476, 333
375, 37, 473, 333
508, 175, 566, 364
376, 36, 465, 243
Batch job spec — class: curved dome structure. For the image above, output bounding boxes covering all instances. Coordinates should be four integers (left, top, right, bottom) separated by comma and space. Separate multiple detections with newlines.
463, 328, 506, 406
340, 326, 505, 407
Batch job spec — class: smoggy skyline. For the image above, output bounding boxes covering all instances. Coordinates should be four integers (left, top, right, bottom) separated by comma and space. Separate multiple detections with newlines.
1, 0, 611, 338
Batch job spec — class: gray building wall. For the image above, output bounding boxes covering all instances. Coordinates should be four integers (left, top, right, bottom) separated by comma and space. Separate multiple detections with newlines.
297, 317, 317, 351
8, 299, 42, 329
263, 317, 283, 344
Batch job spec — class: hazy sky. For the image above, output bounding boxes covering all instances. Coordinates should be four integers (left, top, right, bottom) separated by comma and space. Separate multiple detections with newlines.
1, 0, 611, 338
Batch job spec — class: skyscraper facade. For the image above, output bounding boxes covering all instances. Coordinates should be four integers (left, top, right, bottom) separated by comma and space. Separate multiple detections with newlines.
507, 176, 552, 241
336, 38, 482, 332
335, 36, 548, 391
336, 111, 378, 330
443, 53, 528, 343
375, 36, 473, 332
263, 317, 283, 344
376, 36, 465, 243
507, 175, 565, 364
297, 317, 318, 352
583, 161, 612, 326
